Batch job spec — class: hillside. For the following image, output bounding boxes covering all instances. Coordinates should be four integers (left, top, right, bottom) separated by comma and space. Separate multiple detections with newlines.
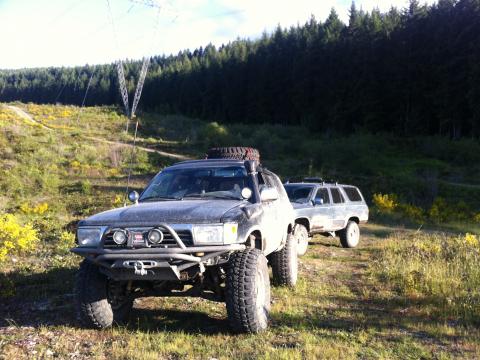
0, 103, 479, 358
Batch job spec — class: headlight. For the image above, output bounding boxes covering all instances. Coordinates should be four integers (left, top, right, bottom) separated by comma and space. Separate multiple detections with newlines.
77, 227, 103, 247
192, 223, 238, 245
193, 225, 224, 245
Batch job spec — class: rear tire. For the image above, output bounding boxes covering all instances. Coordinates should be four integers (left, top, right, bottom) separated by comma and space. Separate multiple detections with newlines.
75, 260, 133, 329
295, 224, 309, 256
270, 234, 298, 287
206, 147, 260, 162
339, 221, 360, 248
226, 249, 271, 333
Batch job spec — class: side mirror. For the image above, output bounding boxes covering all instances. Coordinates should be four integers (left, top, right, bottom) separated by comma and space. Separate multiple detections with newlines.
128, 191, 139, 204
260, 187, 279, 202
314, 198, 324, 206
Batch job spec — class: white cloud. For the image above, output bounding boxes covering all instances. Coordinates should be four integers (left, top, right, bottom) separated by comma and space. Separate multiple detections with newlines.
0, 0, 438, 69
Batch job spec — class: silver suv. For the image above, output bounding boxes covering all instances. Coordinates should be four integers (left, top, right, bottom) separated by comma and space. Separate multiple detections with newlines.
284, 179, 369, 255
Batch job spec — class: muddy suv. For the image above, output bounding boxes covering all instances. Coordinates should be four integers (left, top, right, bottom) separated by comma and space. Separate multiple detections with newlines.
72, 147, 297, 333
284, 179, 369, 255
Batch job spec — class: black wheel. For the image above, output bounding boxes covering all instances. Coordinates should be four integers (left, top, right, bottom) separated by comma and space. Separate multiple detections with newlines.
295, 224, 309, 256
339, 221, 360, 248
225, 249, 271, 333
206, 147, 260, 162
270, 234, 298, 287
75, 260, 133, 329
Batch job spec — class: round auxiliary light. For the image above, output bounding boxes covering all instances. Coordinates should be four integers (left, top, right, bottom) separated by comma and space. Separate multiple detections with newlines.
112, 230, 128, 245
148, 229, 164, 244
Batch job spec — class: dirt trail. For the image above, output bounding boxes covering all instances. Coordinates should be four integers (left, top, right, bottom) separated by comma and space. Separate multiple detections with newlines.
5, 105, 53, 131
5, 105, 190, 161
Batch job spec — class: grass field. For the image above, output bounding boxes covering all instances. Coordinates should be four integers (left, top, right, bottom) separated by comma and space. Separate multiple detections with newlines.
0, 103, 479, 359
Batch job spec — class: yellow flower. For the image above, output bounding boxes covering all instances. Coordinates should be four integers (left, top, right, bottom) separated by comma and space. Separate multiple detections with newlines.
465, 233, 478, 247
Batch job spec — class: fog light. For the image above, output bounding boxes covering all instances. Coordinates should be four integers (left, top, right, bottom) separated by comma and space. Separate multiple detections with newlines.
113, 230, 127, 245
148, 229, 163, 244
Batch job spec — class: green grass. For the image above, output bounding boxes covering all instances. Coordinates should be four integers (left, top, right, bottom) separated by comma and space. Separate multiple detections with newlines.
0, 102, 479, 359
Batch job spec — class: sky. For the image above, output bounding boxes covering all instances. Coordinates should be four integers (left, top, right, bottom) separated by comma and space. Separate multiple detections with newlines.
0, 0, 436, 69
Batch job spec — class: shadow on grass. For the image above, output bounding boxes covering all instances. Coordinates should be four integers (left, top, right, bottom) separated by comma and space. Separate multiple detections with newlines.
127, 307, 229, 334
0, 267, 229, 335
0, 267, 77, 328
271, 293, 472, 345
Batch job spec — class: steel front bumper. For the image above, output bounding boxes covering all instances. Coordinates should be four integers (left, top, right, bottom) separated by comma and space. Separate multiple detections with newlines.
71, 244, 246, 281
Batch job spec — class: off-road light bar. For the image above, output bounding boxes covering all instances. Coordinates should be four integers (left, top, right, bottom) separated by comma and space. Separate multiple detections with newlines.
112, 230, 128, 245
147, 228, 164, 244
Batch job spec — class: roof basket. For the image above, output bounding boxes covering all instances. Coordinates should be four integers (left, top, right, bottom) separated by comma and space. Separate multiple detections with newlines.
284, 177, 338, 185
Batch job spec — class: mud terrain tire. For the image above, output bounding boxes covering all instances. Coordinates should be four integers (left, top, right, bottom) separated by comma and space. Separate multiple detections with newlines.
270, 234, 298, 287
339, 220, 360, 248
295, 224, 309, 256
75, 260, 133, 329
226, 248, 271, 333
207, 147, 260, 161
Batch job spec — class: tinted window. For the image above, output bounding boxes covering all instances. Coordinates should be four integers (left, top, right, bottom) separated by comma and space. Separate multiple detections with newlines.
330, 188, 344, 204
315, 188, 330, 204
343, 187, 362, 202
284, 185, 314, 203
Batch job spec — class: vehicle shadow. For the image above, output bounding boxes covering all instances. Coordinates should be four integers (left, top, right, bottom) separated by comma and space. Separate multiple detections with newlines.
0, 267, 230, 335
127, 307, 229, 335
0, 268, 78, 328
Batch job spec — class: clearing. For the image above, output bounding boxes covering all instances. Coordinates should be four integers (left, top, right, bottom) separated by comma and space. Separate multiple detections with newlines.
1, 223, 478, 359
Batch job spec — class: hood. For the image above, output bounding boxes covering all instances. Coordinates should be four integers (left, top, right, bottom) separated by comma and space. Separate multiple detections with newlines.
291, 202, 310, 209
78, 199, 244, 226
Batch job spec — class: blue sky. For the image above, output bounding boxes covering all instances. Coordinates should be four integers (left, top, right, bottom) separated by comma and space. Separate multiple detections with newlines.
0, 0, 434, 69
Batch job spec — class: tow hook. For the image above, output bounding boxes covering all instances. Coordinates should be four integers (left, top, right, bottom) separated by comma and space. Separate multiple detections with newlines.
134, 261, 147, 276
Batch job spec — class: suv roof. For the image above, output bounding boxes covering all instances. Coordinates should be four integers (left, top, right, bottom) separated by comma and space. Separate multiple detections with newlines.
285, 182, 358, 188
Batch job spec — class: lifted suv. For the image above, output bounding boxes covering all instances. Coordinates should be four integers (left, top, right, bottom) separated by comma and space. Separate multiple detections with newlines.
72, 148, 297, 333
284, 180, 369, 255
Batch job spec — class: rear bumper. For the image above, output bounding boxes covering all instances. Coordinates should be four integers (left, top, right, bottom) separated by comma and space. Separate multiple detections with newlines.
71, 244, 245, 281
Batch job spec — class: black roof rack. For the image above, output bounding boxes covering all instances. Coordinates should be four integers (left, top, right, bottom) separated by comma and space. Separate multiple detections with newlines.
284, 177, 338, 185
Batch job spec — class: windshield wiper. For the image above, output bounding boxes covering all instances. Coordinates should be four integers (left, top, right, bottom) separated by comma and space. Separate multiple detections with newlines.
140, 196, 181, 202
182, 193, 242, 200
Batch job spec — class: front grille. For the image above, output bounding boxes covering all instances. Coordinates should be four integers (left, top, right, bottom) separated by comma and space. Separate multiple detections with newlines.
103, 227, 193, 248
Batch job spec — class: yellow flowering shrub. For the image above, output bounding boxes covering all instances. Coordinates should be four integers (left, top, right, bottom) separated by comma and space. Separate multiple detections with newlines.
372, 193, 397, 212
113, 194, 124, 207
465, 233, 478, 247
0, 214, 39, 262
20, 202, 49, 215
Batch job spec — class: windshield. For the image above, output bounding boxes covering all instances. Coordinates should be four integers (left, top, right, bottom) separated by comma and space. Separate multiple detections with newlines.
140, 166, 249, 202
284, 185, 314, 203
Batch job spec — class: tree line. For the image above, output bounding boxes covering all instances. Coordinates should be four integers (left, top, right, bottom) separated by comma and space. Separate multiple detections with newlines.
1, 0, 479, 137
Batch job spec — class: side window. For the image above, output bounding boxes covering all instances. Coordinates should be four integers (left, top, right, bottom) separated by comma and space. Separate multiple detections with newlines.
330, 187, 345, 204
315, 188, 330, 204
342, 187, 362, 202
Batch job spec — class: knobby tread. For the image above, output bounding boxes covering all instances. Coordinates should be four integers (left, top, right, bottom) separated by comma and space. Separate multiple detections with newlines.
75, 260, 114, 329
225, 248, 269, 333
270, 234, 298, 287
206, 147, 260, 162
